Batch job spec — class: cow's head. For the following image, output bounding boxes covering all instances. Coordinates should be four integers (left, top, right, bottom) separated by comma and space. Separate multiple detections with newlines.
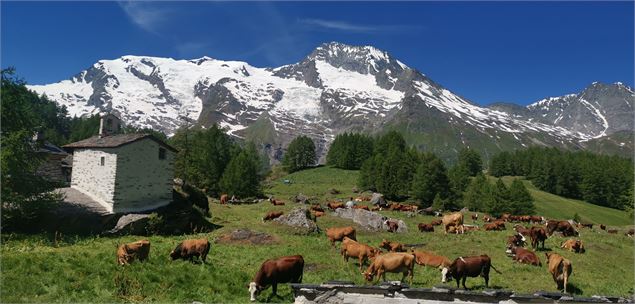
363, 270, 375, 282
440, 267, 449, 283
248, 282, 263, 301
117, 244, 130, 265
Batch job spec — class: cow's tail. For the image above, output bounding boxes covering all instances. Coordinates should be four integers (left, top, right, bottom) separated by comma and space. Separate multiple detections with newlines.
490, 263, 502, 274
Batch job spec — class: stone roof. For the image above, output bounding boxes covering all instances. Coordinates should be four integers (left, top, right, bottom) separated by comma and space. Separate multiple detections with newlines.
63, 133, 177, 152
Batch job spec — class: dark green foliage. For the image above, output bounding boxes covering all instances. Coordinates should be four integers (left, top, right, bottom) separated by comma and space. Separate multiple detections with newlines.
508, 179, 535, 214
488, 147, 633, 210
463, 173, 489, 212
1, 68, 62, 231
220, 144, 262, 198
411, 154, 449, 205
326, 132, 374, 170
283, 135, 317, 173
448, 164, 471, 202
458, 148, 483, 176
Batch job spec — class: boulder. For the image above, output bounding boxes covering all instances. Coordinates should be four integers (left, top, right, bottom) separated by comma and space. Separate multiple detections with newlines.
273, 207, 319, 233
370, 193, 387, 207
334, 208, 408, 233
292, 194, 310, 204
104, 213, 151, 235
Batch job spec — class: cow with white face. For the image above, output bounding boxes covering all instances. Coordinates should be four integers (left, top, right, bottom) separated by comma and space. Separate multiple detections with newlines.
248, 255, 304, 302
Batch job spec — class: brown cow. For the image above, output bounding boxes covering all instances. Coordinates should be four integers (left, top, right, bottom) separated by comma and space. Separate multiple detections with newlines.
442, 212, 464, 234
352, 205, 370, 211
411, 250, 451, 282
220, 194, 228, 205
341, 239, 380, 270
546, 252, 572, 293
263, 211, 283, 222
600, 224, 606, 230
116, 240, 150, 265
529, 216, 544, 224
327, 202, 345, 211
446, 255, 501, 289
561, 239, 585, 253
463, 225, 480, 233
483, 215, 492, 222
499, 213, 511, 222
310, 204, 324, 212
484, 223, 505, 231
379, 239, 405, 252
269, 198, 285, 206
447, 225, 465, 234
626, 228, 635, 237
385, 220, 399, 233
311, 210, 325, 218
514, 224, 531, 237
363, 252, 415, 284
506, 233, 526, 252
170, 239, 210, 263
371, 206, 381, 211
431, 219, 443, 226
248, 255, 304, 301
607, 229, 618, 234
509, 246, 541, 266
471, 213, 478, 221
418, 223, 434, 232
578, 223, 593, 229
530, 226, 548, 250
546, 220, 578, 237
326, 226, 356, 246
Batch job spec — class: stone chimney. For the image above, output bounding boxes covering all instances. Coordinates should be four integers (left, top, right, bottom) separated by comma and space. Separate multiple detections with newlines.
99, 113, 121, 138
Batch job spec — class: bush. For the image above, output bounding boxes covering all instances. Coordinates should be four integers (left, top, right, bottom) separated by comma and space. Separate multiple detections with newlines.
283, 136, 317, 173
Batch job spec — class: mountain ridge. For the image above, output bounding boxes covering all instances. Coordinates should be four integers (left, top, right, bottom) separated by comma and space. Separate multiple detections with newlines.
26, 42, 634, 162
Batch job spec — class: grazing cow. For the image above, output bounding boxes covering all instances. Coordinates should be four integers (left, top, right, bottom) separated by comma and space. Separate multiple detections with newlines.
263, 211, 283, 222
506, 234, 526, 252
546, 220, 578, 237
326, 226, 356, 246
484, 223, 505, 231
471, 213, 478, 221
311, 210, 325, 218
545, 252, 572, 293
411, 250, 451, 282
269, 198, 285, 206
310, 204, 324, 212
170, 239, 210, 263
508, 246, 541, 266
561, 239, 585, 253
248, 255, 304, 302
442, 212, 464, 234
341, 239, 380, 271
626, 228, 635, 237
607, 229, 618, 234
431, 219, 443, 226
116, 240, 150, 265
600, 224, 606, 230
385, 220, 399, 233
514, 224, 531, 237
483, 215, 492, 222
327, 202, 345, 211
379, 239, 405, 252
446, 255, 501, 289
529, 216, 544, 224
418, 223, 434, 232
463, 225, 480, 233
363, 252, 416, 284
530, 226, 548, 250
220, 194, 228, 205
352, 205, 370, 211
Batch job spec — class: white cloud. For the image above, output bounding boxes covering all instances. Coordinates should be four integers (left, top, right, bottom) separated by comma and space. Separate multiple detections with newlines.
118, 1, 169, 34
299, 18, 422, 33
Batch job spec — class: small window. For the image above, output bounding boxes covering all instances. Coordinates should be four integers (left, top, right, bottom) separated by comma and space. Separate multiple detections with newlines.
100, 156, 105, 166
159, 148, 166, 160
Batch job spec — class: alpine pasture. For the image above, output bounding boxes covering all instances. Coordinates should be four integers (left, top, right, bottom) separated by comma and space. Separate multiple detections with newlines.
2, 167, 634, 303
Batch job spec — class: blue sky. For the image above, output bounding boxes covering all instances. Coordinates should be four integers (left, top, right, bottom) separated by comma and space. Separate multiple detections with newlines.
2, 1, 633, 105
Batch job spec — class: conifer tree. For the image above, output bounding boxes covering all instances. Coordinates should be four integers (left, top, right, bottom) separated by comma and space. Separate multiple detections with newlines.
458, 147, 483, 176
283, 135, 316, 173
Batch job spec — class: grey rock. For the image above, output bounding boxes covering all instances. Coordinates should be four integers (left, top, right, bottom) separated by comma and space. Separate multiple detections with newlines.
273, 207, 319, 233
105, 213, 151, 235
333, 208, 407, 233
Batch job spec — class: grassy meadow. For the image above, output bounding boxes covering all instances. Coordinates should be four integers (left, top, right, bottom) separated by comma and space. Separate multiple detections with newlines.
2, 167, 634, 303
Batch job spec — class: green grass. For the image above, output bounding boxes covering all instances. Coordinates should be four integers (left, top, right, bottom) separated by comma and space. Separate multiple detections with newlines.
2, 167, 634, 303
492, 176, 633, 226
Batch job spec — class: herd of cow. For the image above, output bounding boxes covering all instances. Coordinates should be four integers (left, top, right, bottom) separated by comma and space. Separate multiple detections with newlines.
115, 199, 634, 302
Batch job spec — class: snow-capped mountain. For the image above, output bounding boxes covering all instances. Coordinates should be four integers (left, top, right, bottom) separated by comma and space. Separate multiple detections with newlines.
27, 42, 633, 162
